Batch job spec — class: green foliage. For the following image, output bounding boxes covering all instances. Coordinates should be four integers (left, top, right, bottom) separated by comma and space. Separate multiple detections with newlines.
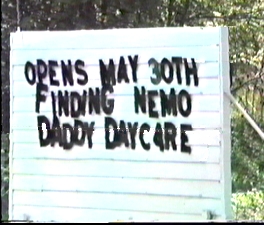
231, 99, 264, 192
1, 134, 9, 220
232, 190, 264, 221
1, 134, 9, 189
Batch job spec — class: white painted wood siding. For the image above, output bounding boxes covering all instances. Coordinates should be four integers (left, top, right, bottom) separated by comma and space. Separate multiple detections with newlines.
9, 27, 231, 222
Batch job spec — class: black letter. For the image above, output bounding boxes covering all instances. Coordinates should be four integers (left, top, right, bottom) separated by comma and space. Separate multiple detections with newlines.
61, 60, 74, 86
50, 119, 63, 147
153, 123, 164, 151
139, 123, 150, 150
37, 115, 51, 147
75, 59, 88, 85
99, 59, 116, 86
24, 61, 36, 85
164, 122, 177, 150
79, 90, 87, 116
88, 88, 100, 114
180, 124, 192, 154
72, 119, 85, 146
161, 58, 173, 84
62, 123, 74, 150
171, 57, 183, 85
160, 88, 177, 117
148, 90, 159, 118
36, 59, 47, 84
35, 83, 48, 113
117, 56, 129, 84
101, 85, 114, 115
119, 120, 129, 147
128, 122, 138, 149
58, 91, 69, 117
48, 60, 59, 86
70, 91, 82, 118
148, 58, 161, 85
83, 121, 95, 148
178, 89, 192, 117
105, 117, 119, 149
184, 58, 199, 86
134, 86, 146, 114
128, 55, 138, 83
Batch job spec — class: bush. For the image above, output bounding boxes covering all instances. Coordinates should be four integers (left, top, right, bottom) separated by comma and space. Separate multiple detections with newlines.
232, 189, 264, 221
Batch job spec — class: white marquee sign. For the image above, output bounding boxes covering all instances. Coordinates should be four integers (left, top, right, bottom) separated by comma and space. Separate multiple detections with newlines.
9, 27, 232, 222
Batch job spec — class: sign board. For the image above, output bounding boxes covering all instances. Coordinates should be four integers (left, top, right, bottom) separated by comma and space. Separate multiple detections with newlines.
9, 27, 232, 222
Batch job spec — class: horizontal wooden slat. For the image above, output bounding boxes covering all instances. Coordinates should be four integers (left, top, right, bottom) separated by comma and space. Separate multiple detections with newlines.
11, 46, 219, 66
10, 27, 221, 50
12, 175, 222, 198
12, 205, 204, 222
12, 159, 221, 180
12, 78, 220, 97
12, 144, 220, 163
12, 62, 220, 82
12, 95, 221, 112
12, 111, 221, 130
11, 129, 221, 146
12, 191, 222, 215
13, 79, 220, 98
